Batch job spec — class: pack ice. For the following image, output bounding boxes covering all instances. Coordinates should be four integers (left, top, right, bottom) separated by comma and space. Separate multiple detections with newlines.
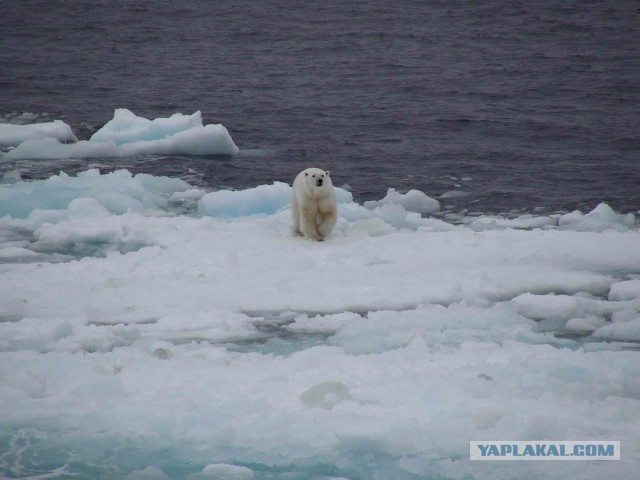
0, 108, 239, 159
0, 169, 639, 480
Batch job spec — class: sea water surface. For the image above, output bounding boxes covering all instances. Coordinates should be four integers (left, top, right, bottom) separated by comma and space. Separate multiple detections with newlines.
1, 0, 638, 214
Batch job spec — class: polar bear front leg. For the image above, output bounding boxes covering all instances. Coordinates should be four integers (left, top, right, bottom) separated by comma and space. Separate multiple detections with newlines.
291, 195, 302, 236
300, 205, 322, 241
317, 209, 337, 238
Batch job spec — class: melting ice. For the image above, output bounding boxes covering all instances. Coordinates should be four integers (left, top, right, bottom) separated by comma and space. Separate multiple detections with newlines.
0, 116, 639, 479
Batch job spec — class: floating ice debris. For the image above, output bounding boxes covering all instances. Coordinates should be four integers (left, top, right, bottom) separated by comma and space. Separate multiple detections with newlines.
559, 202, 636, 232
1, 108, 239, 159
0, 119, 77, 146
1, 170, 22, 183
439, 189, 470, 199
364, 188, 440, 214
90, 108, 202, 144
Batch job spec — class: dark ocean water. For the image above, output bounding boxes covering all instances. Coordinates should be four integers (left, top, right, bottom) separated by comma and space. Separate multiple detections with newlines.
1, 0, 639, 214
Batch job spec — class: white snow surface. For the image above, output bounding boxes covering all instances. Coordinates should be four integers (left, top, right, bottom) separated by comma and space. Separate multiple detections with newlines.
1, 109, 239, 159
1, 169, 639, 479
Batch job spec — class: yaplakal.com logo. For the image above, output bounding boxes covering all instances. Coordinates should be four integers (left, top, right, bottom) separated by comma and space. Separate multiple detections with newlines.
470, 441, 620, 461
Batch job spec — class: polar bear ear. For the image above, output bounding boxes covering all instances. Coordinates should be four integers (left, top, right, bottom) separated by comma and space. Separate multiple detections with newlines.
325, 171, 331, 176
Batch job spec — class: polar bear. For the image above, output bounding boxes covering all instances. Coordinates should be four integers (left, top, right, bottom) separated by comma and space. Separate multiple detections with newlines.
291, 168, 337, 241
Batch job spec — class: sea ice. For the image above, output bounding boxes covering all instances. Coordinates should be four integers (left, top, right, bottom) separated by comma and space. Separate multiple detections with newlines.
591, 318, 640, 342
300, 381, 352, 409
0, 168, 191, 218
565, 316, 606, 332
1, 109, 239, 159
609, 279, 640, 301
0, 169, 639, 479
611, 309, 638, 324
126, 466, 170, 479
513, 293, 583, 322
0, 246, 38, 259
198, 182, 293, 218
467, 214, 556, 231
90, 108, 202, 144
198, 182, 353, 218
169, 189, 206, 202
364, 187, 440, 214
440, 189, 470, 199
559, 202, 636, 232
1, 169, 22, 183
198, 464, 254, 479
0, 119, 77, 145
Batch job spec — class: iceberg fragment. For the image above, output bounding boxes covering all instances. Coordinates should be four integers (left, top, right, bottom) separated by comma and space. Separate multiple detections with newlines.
89, 108, 203, 144
559, 202, 635, 232
1, 109, 239, 159
364, 188, 440, 214
0, 120, 77, 146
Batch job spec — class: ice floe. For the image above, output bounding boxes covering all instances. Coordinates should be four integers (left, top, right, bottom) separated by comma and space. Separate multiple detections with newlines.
364, 187, 441, 214
1, 109, 239, 159
198, 182, 353, 219
0, 169, 639, 479
0, 119, 78, 146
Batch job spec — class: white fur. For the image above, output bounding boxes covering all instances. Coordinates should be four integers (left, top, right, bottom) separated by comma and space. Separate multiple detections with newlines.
291, 168, 337, 241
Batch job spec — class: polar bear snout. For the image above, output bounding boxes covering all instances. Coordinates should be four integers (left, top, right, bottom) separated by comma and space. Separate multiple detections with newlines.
305, 171, 327, 188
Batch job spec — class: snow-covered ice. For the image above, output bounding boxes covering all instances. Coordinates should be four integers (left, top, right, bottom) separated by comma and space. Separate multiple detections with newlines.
0, 169, 639, 479
1, 109, 239, 159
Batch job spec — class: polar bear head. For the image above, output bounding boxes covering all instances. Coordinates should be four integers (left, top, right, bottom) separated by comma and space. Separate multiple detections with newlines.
303, 168, 332, 192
